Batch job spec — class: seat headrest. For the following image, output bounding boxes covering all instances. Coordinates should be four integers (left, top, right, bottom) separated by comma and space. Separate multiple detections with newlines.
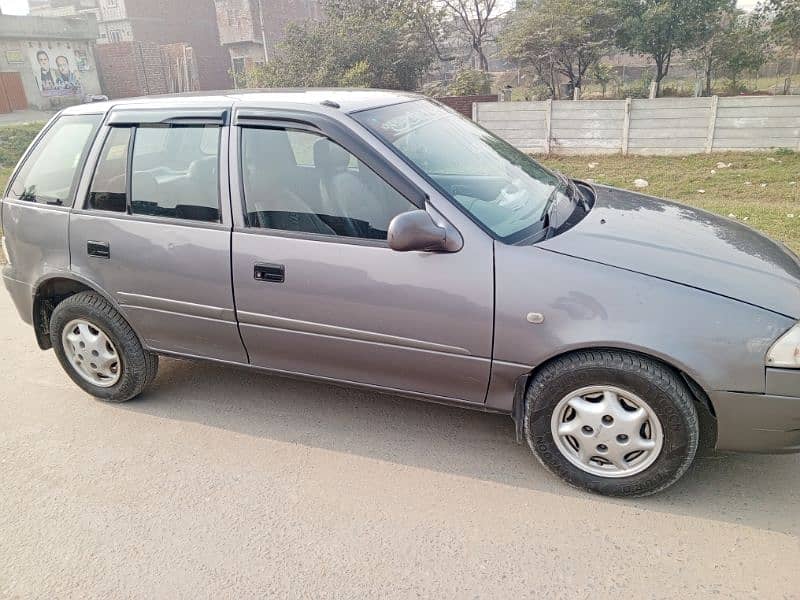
131, 171, 159, 201
313, 138, 351, 172
188, 155, 217, 179
243, 128, 294, 173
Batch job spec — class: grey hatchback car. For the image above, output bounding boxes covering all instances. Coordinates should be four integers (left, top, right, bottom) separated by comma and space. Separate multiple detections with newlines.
3, 90, 800, 497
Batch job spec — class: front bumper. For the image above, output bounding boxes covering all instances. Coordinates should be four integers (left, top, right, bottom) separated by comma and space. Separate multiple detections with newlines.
713, 369, 800, 453
2, 268, 34, 325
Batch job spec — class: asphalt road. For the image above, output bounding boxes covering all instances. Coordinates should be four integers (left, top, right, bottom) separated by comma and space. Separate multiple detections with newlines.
1, 289, 799, 599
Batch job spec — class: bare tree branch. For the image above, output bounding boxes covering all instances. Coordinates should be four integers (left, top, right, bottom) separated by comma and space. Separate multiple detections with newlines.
439, 0, 497, 70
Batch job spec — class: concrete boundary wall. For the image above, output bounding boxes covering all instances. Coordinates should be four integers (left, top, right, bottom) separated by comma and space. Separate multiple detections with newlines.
474, 95, 800, 155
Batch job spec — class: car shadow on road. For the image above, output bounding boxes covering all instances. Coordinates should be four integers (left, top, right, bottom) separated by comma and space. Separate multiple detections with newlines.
119, 358, 800, 537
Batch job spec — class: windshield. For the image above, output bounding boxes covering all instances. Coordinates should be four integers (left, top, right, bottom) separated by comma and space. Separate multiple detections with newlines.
353, 99, 566, 243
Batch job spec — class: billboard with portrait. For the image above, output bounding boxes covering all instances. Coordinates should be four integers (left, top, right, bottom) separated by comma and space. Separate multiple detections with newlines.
30, 47, 84, 97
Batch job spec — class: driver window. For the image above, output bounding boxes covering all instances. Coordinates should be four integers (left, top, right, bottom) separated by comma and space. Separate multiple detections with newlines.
240, 127, 414, 240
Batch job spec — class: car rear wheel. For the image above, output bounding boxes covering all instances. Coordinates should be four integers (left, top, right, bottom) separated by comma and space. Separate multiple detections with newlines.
525, 350, 699, 497
50, 291, 158, 403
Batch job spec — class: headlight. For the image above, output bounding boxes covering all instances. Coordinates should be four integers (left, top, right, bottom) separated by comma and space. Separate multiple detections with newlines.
766, 323, 800, 368
0, 236, 9, 265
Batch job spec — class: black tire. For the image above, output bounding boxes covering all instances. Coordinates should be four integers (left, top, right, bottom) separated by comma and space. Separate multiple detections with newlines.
50, 291, 159, 403
524, 350, 699, 497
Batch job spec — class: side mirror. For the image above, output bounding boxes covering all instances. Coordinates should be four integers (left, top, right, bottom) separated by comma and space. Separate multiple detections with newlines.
387, 210, 461, 252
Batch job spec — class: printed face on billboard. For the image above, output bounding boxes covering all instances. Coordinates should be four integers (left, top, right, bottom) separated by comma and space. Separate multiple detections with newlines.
30, 46, 85, 97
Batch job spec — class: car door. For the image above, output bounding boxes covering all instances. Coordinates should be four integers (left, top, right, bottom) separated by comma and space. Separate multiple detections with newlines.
230, 108, 494, 403
69, 106, 247, 363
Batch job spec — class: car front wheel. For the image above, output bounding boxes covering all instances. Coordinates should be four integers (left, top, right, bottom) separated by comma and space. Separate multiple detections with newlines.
525, 350, 699, 497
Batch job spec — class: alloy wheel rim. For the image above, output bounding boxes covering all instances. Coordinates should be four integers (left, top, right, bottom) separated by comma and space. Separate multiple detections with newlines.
550, 385, 664, 478
61, 319, 121, 388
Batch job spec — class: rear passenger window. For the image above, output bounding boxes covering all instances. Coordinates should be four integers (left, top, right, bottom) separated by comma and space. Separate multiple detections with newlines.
131, 125, 221, 222
86, 124, 221, 222
9, 114, 101, 206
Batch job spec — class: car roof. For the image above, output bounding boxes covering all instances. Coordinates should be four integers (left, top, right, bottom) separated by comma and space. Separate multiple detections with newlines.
61, 88, 422, 117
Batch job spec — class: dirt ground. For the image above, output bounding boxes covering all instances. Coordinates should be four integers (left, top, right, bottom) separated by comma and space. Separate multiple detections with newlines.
1, 289, 799, 599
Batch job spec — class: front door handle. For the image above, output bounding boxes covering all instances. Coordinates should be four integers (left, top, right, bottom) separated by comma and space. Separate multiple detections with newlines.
254, 263, 285, 283
87, 240, 110, 259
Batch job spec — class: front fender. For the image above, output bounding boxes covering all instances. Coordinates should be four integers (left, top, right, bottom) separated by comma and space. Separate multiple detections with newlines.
494, 243, 792, 396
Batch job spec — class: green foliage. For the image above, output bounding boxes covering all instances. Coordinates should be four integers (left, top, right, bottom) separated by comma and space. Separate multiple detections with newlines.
763, 0, 800, 54
510, 84, 552, 101
715, 12, 769, 93
340, 61, 373, 88
420, 80, 448, 97
500, 0, 616, 98
589, 61, 617, 96
232, 62, 268, 89
687, 2, 737, 95
620, 70, 653, 99
243, 0, 437, 90
447, 69, 492, 95
760, 0, 799, 90
0, 123, 44, 169
687, 6, 767, 96
612, 0, 732, 95
658, 82, 694, 97
620, 84, 650, 98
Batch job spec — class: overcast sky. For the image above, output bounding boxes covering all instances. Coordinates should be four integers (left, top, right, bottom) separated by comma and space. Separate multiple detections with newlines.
1, 0, 26, 13
0, 0, 762, 15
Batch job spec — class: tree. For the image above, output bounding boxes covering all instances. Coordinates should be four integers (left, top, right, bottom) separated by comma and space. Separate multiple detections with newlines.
590, 61, 617, 97
241, 0, 438, 90
613, 0, 731, 97
412, 1, 454, 63
447, 68, 492, 94
438, 0, 499, 71
716, 12, 769, 94
688, 1, 737, 96
500, 0, 617, 98
762, 0, 800, 90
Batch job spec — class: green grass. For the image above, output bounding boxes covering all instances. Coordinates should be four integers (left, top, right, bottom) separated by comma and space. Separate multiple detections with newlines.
541, 150, 800, 252
0, 123, 45, 171
578, 74, 795, 99
0, 123, 46, 264
0, 122, 44, 200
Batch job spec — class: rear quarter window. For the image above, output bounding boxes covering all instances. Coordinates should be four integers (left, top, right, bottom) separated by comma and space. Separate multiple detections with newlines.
8, 114, 102, 206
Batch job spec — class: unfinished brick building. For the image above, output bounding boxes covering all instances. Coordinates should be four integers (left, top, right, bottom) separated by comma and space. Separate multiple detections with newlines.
214, 0, 319, 77
93, 0, 231, 91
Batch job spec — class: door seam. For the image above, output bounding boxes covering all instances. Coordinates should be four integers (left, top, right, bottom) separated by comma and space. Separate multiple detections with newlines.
226, 117, 251, 364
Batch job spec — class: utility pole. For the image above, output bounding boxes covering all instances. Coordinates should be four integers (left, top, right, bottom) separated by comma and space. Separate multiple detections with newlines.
257, 0, 269, 65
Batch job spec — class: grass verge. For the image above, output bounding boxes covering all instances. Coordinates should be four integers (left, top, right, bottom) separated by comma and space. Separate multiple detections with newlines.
542, 150, 800, 252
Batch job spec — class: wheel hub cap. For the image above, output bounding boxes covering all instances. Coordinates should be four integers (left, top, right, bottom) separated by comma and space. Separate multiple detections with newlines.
551, 385, 664, 478
61, 319, 121, 388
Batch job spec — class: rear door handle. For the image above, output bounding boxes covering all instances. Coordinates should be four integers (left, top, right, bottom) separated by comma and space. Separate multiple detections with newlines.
254, 263, 285, 283
87, 241, 110, 259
